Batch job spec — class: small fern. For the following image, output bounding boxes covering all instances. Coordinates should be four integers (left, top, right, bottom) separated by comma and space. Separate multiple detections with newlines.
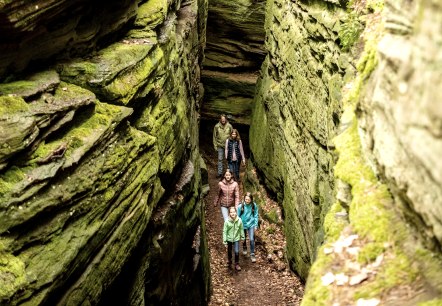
338, 12, 364, 51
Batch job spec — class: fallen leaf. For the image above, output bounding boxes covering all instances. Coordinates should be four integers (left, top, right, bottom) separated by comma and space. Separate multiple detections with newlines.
321, 272, 335, 286
356, 298, 380, 306
349, 272, 368, 285
347, 247, 360, 256
371, 253, 384, 268
335, 273, 349, 285
324, 247, 334, 254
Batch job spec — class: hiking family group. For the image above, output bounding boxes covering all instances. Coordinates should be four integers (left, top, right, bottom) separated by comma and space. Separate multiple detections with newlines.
212, 115, 259, 271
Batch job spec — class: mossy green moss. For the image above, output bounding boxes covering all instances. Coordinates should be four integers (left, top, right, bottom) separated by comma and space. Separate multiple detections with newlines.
0, 166, 28, 198
357, 241, 384, 264
0, 252, 26, 301
105, 46, 164, 104
57, 38, 159, 104
302, 201, 348, 305
0, 70, 59, 98
264, 208, 279, 224
0, 96, 30, 115
301, 244, 334, 305
29, 101, 131, 163
355, 252, 418, 299
334, 113, 418, 299
135, 0, 168, 28
419, 300, 442, 306
323, 201, 348, 241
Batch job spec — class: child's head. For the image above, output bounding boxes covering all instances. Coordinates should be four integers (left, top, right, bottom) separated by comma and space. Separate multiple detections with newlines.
244, 192, 253, 204
228, 206, 237, 219
224, 170, 233, 181
230, 129, 241, 140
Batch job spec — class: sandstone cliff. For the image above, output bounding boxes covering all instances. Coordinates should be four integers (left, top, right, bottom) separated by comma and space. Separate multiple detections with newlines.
246, 0, 442, 303
0, 0, 210, 304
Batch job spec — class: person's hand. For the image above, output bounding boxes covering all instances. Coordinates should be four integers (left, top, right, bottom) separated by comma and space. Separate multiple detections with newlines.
214, 202, 217, 207
242, 160, 246, 166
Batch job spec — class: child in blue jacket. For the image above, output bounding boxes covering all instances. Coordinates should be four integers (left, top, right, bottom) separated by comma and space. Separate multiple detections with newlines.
237, 192, 259, 262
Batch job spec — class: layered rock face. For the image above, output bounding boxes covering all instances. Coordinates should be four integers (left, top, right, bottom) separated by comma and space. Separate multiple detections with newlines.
302, 0, 442, 303
359, 0, 442, 252
201, 0, 266, 125
0, 0, 138, 79
0, 0, 210, 305
249, 0, 442, 302
249, 0, 348, 280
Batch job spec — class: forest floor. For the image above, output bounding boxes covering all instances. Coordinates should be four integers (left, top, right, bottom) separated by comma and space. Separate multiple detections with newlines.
200, 126, 305, 305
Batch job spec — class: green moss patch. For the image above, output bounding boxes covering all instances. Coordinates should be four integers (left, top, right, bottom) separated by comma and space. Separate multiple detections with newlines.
135, 0, 168, 28
0, 252, 26, 301
0, 96, 30, 115
0, 70, 59, 99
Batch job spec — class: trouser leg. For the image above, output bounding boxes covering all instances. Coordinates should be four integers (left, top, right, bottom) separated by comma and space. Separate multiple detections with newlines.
227, 242, 233, 263
221, 206, 229, 221
234, 241, 240, 263
243, 229, 247, 249
248, 227, 255, 254
217, 147, 224, 176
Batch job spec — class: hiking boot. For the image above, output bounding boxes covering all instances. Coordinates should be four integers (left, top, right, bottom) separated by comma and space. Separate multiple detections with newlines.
235, 264, 241, 271
227, 261, 232, 269
251, 254, 256, 263
242, 248, 247, 255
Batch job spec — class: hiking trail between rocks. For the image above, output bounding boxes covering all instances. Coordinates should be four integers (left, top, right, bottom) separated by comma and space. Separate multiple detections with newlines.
201, 143, 304, 305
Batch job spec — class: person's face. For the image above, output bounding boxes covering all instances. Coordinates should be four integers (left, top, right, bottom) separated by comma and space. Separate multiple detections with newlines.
231, 132, 237, 138
229, 208, 237, 219
224, 172, 232, 181
220, 116, 226, 125
244, 195, 252, 204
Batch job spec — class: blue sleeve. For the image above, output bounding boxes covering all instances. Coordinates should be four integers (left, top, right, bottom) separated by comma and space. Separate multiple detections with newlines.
254, 203, 259, 228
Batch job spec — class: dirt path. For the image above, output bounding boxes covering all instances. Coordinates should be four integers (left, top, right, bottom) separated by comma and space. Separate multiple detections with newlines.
200, 126, 304, 305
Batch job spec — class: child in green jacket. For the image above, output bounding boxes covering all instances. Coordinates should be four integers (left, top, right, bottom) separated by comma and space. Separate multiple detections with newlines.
223, 206, 245, 271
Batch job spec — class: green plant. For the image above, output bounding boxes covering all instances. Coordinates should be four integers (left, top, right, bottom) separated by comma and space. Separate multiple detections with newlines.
339, 12, 364, 51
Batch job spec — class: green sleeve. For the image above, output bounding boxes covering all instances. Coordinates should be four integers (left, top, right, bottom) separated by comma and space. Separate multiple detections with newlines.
223, 221, 227, 243
213, 125, 217, 150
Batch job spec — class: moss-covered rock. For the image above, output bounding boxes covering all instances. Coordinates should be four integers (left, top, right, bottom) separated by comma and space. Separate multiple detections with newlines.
302, 0, 442, 302
0, 0, 138, 80
250, 0, 349, 281
0, 0, 210, 304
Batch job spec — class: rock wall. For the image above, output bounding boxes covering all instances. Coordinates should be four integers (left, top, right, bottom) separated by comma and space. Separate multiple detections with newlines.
358, 0, 442, 252
200, 0, 266, 125
249, 0, 442, 303
0, 0, 210, 305
249, 0, 348, 280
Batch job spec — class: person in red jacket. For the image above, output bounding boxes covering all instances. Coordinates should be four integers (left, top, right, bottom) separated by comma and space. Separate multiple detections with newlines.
214, 170, 240, 221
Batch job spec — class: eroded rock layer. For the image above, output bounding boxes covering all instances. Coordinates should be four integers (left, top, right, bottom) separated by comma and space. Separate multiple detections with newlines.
201, 0, 266, 125
0, 0, 210, 304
